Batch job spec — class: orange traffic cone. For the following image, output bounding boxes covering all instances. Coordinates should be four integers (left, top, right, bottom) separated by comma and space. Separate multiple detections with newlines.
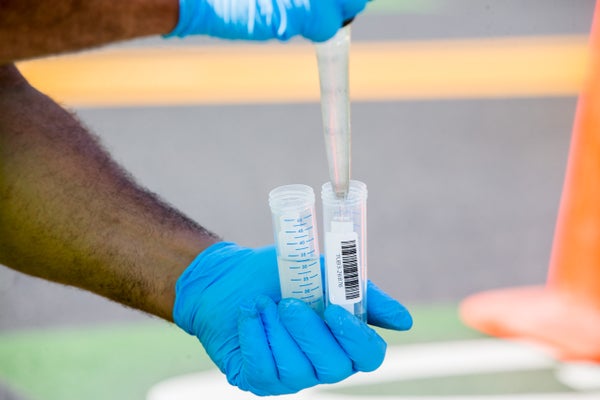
460, 3, 600, 362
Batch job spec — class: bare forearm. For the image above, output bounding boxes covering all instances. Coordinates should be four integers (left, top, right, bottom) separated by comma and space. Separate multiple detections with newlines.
0, 64, 219, 321
0, 0, 178, 64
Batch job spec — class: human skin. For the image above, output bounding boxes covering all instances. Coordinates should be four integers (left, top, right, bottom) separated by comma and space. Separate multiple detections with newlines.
0, 64, 220, 321
0, 0, 217, 322
0, 0, 178, 64
0, 0, 375, 327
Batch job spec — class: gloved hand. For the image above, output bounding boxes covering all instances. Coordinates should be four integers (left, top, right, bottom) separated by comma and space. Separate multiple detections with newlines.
165, 0, 368, 42
174, 242, 412, 396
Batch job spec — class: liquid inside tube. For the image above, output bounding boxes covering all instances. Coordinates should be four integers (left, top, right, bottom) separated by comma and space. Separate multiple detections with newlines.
269, 185, 324, 315
321, 180, 368, 321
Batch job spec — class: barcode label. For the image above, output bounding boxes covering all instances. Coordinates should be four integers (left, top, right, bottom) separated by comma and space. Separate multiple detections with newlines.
325, 231, 363, 305
341, 240, 360, 300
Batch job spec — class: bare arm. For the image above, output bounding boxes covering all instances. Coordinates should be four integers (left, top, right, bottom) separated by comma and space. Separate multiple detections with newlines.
0, 0, 178, 64
0, 64, 219, 321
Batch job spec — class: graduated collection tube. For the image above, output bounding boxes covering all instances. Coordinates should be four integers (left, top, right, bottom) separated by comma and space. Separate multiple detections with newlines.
321, 180, 368, 322
269, 185, 325, 315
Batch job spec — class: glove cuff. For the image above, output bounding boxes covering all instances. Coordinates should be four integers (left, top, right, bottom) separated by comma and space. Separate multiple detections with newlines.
164, 0, 205, 38
173, 241, 239, 333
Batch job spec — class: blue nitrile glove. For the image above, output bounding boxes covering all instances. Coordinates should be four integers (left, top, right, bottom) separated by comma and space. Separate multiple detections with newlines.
174, 242, 412, 396
165, 0, 368, 42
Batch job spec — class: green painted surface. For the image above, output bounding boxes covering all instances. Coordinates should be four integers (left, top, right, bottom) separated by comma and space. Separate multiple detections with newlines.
382, 303, 486, 345
0, 322, 210, 400
0, 304, 579, 399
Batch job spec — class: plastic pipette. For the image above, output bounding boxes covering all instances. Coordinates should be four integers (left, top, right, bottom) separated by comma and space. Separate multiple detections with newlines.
316, 25, 352, 199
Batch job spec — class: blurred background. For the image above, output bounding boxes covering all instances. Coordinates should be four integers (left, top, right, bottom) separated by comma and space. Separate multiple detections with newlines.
1, 1, 597, 399
1, 0, 594, 329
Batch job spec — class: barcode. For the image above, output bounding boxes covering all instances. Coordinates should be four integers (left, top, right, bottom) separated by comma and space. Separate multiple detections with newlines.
341, 240, 360, 300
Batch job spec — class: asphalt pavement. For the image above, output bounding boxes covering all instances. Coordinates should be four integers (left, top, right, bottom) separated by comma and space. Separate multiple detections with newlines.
0, 0, 594, 329
2, 2, 599, 399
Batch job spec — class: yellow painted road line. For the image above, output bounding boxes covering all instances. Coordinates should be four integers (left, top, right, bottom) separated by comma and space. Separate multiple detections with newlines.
17, 35, 590, 107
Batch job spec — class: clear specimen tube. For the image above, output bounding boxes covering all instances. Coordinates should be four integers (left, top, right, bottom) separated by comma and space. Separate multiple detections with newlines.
269, 184, 325, 315
321, 180, 368, 321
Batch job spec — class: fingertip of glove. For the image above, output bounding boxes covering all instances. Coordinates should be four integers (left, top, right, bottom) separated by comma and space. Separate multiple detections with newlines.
366, 281, 413, 331
278, 298, 322, 327
324, 304, 377, 340
278, 297, 308, 315
309, 32, 336, 43
323, 304, 352, 326
324, 305, 387, 373
371, 305, 414, 331
397, 308, 414, 330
